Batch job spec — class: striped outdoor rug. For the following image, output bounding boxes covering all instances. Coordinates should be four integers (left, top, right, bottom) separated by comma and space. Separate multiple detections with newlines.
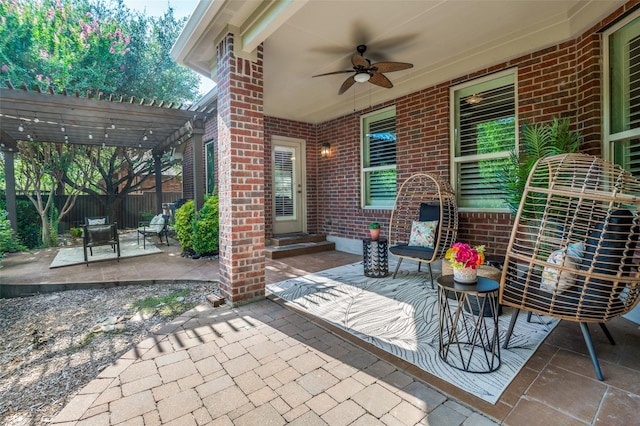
266, 260, 557, 404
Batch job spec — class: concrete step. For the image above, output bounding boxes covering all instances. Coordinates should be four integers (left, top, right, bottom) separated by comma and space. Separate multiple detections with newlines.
265, 240, 335, 259
268, 233, 328, 247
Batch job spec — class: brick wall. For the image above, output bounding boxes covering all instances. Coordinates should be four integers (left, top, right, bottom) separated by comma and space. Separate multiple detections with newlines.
216, 34, 265, 305
138, 175, 182, 193
309, 3, 636, 258
190, 2, 638, 259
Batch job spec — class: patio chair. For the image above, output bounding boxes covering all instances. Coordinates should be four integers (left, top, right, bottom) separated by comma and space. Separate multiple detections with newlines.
137, 214, 170, 249
389, 173, 459, 287
85, 216, 109, 226
499, 153, 640, 380
82, 222, 120, 265
83, 216, 111, 256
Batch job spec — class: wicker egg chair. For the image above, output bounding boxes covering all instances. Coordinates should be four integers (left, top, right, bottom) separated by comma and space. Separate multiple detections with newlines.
500, 153, 640, 380
389, 173, 459, 287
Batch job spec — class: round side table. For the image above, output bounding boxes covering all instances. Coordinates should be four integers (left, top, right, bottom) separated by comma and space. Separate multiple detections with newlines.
362, 237, 389, 278
436, 275, 501, 373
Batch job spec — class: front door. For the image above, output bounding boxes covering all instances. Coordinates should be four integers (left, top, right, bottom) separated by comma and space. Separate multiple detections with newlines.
272, 136, 306, 235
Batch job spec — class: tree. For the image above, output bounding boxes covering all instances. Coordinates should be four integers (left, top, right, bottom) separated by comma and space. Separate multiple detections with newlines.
16, 142, 95, 245
0, 0, 200, 103
2, 0, 201, 237
61, 146, 176, 221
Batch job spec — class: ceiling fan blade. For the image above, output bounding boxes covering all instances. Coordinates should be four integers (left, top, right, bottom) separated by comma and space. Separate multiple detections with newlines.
338, 75, 356, 95
313, 70, 354, 77
369, 72, 393, 89
351, 53, 369, 68
372, 62, 413, 73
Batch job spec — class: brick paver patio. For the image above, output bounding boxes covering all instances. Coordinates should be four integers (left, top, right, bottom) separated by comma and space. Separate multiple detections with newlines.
50, 298, 498, 425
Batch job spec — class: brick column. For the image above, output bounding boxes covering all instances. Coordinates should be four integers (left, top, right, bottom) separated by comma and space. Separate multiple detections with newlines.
216, 33, 265, 305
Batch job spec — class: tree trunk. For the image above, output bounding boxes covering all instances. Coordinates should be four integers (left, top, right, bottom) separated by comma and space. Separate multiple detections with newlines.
40, 214, 50, 247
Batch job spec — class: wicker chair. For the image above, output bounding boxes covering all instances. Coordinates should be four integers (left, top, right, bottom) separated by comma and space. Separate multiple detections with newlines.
500, 153, 640, 380
389, 173, 458, 287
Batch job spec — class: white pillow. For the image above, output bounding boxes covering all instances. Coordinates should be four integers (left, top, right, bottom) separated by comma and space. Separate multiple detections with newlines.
540, 242, 584, 293
408, 220, 438, 248
87, 218, 106, 225
148, 214, 165, 232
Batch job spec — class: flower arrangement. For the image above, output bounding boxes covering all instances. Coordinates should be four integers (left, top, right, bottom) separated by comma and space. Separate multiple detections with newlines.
445, 242, 485, 269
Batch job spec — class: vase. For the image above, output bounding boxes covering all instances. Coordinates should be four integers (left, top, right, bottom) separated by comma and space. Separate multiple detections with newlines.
453, 266, 477, 283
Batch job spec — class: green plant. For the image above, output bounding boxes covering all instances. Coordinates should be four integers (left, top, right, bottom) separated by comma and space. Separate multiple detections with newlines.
193, 195, 219, 255
499, 117, 581, 215
131, 289, 193, 317
368, 222, 381, 230
174, 199, 195, 252
15, 199, 41, 249
140, 211, 155, 222
70, 227, 82, 238
1, 210, 26, 267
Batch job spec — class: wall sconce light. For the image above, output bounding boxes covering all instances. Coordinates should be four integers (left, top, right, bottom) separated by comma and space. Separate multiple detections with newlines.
321, 142, 331, 158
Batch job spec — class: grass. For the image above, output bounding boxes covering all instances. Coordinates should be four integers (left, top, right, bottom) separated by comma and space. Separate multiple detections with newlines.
131, 289, 193, 317
68, 289, 195, 353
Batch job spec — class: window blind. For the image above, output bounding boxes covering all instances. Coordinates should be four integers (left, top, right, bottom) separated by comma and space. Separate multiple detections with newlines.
458, 85, 515, 157
274, 150, 294, 217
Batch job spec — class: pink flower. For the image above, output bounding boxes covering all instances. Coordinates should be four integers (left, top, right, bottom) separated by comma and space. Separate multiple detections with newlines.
86, 12, 91, 17
445, 243, 485, 269
36, 74, 43, 81
109, 47, 115, 54
120, 65, 125, 71
1, 64, 8, 72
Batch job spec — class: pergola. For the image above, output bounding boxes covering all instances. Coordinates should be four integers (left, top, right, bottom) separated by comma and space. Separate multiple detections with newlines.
0, 84, 212, 231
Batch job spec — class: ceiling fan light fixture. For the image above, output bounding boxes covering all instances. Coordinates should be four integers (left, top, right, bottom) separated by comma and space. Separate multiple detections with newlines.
354, 72, 371, 83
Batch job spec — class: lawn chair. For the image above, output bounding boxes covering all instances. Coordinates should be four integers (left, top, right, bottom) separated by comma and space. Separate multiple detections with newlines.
137, 214, 170, 249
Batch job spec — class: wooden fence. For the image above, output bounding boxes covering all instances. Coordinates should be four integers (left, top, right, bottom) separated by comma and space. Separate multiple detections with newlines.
18, 192, 184, 231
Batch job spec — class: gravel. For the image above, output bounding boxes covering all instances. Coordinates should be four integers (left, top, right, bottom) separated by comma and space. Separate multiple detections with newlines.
0, 282, 218, 425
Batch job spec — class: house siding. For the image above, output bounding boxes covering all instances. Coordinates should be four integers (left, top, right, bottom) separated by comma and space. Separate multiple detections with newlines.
187, 1, 638, 259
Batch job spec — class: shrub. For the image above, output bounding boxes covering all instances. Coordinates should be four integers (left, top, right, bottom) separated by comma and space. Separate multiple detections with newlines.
0, 210, 26, 266
16, 199, 41, 249
0, 194, 41, 249
174, 200, 195, 252
70, 227, 83, 238
140, 211, 154, 222
193, 195, 219, 255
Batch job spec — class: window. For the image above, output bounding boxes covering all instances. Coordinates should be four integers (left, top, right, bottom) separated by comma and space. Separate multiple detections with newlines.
205, 141, 215, 195
361, 106, 397, 209
450, 70, 517, 210
605, 13, 640, 176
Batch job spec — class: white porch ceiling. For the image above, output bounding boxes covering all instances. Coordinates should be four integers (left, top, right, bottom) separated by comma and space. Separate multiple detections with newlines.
174, 0, 627, 124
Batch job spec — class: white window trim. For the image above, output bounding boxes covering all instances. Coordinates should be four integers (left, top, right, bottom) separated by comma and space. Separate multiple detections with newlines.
602, 10, 640, 162
360, 105, 397, 210
449, 68, 518, 213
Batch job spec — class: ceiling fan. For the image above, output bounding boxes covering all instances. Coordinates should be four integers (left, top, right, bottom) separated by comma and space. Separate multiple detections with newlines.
313, 44, 413, 95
